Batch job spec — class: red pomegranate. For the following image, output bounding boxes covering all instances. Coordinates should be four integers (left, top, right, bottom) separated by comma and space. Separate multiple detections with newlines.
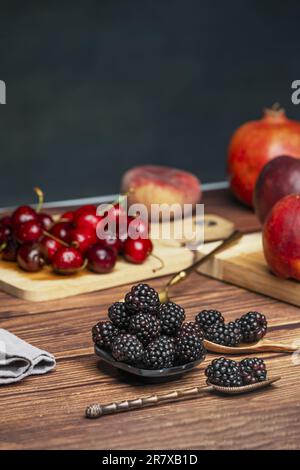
228, 105, 300, 207
263, 194, 300, 280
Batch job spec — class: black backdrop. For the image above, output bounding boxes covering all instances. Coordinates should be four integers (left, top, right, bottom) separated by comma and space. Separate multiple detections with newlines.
0, 0, 300, 206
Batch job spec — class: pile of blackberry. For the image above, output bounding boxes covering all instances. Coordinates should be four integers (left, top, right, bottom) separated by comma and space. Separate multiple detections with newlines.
195, 309, 268, 347
92, 283, 206, 369
205, 356, 267, 387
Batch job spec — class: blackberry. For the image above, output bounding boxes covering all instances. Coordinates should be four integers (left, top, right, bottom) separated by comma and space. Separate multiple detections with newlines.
158, 301, 185, 335
205, 321, 242, 346
111, 333, 143, 365
205, 357, 243, 387
125, 283, 160, 315
175, 332, 206, 365
237, 311, 268, 343
129, 313, 161, 345
178, 321, 204, 340
195, 309, 224, 331
108, 302, 131, 330
92, 321, 119, 350
142, 336, 175, 369
239, 358, 267, 384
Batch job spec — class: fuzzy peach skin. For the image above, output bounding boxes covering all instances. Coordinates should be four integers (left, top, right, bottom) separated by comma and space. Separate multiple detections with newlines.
121, 165, 201, 213
263, 194, 300, 280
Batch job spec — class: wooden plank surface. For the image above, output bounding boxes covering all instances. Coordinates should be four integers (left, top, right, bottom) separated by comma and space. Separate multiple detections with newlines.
0, 189, 299, 450
198, 232, 300, 308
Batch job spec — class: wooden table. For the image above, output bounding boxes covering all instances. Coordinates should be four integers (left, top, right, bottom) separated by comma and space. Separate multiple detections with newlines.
0, 190, 299, 450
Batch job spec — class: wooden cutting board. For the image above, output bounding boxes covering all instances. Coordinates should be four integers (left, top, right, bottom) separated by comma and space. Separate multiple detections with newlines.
198, 232, 300, 307
0, 213, 233, 302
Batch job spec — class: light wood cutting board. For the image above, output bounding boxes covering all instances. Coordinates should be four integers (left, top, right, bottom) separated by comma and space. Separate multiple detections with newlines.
0, 213, 233, 302
198, 232, 300, 308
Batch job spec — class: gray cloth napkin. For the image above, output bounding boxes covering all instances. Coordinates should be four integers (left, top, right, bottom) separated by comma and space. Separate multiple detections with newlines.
0, 328, 56, 385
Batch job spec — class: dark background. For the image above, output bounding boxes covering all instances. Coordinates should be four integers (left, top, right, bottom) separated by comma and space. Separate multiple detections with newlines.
0, 0, 300, 206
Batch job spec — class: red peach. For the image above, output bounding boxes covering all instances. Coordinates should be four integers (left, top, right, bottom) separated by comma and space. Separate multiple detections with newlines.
121, 165, 201, 216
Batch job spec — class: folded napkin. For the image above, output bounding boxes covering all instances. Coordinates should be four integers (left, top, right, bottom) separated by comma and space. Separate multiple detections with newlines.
0, 328, 56, 385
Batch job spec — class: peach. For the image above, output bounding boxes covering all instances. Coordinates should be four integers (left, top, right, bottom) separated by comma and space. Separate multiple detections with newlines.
121, 165, 201, 215
263, 194, 300, 280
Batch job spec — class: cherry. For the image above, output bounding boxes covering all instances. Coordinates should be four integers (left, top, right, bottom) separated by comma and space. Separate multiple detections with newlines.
39, 235, 62, 262
0, 225, 12, 244
37, 212, 53, 231
97, 231, 122, 255
14, 220, 43, 244
0, 215, 12, 227
69, 226, 97, 254
17, 243, 45, 272
2, 238, 19, 262
52, 246, 84, 274
74, 204, 96, 220
86, 244, 117, 273
11, 206, 37, 228
123, 237, 153, 264
100, 203, 127, 232
75, 211, 102, 231
127, 216, 149, 239
50, 222, 72, 243
61, 211, 75, 222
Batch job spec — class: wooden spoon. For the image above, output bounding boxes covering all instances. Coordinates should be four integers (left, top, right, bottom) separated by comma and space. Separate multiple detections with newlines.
85, 376, 280, 418
203, 338, 297, 354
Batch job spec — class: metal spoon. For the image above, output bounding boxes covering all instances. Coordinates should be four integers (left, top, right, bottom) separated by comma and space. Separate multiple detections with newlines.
158, 230, 243, 303
203, 338, 297, 354
85, 376, 280, 418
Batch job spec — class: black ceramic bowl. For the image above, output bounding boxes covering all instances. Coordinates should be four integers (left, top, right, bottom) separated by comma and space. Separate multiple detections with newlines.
95, 345, 204, 380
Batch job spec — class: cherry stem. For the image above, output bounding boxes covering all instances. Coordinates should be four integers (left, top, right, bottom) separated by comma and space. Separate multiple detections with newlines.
150, 252, 165, 273
0, 242, 7, 253
43, 230, 70, 248
80, 258, 88, 271
34, 187, 44, 213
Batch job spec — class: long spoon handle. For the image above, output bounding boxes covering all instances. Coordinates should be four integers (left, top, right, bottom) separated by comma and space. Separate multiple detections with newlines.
166, 230, 243, 290
257, 340, 298, 353
86, 385, 212, 419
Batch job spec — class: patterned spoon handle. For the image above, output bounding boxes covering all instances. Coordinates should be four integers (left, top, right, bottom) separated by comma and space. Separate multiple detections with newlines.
86, 385, 211, 418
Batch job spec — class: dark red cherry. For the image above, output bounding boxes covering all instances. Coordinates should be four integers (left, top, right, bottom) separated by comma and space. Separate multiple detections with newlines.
0, 225, 12, 244
97, 231, 122, 255
52, 247, 84, 274
86, 244, 117, 273
11, 206, 37, 228
75, 211, 103, 231
39, 235, 62, 262
0, 215, 12, 227
61, 211, 75, 222
127, 216, 149, 239
100, 203, 127, 231
123, 237, 153, 264
69, 226, 97, 254
37, 212, 53, 231
50, 222, 72, 243
17, 243, 45, 272
14, 220, 43, 244
74, 204, 96, 220
2, 238, 19, 261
